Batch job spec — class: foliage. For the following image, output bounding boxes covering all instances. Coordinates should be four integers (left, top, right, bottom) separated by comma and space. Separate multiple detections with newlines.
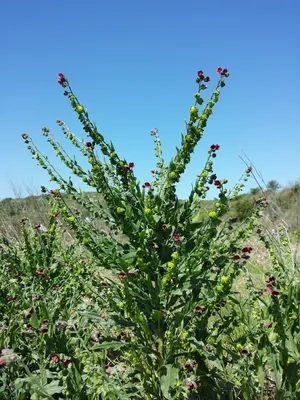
267, 180, 281, 193
1, 69, 299, 399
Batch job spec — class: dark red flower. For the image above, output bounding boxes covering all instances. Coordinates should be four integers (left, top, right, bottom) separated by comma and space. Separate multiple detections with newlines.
241, 349, 249, 356
265, 276, 275, 283
15, 272, 22, 278
195, 305, 205, 313
210, 144, 220, 151
142, 182, 151, 188
86, 142, 93, 149
125, 165, 131, 171
51, 354, 60, 363
58, 73, 67, 86
40, 328, 48, 334
105, 364, 111, 375
203, 76, 210, 82
162, 224, 167, 230
162, 309, 167, 316
21, 133, 28, 139
187, 382, 197, 391
222, 68, 228, 75
197, 70, 204, 77
63, 358, 72, 367
119, 271, 126, 280
267, 322, 273, 328
101, 281, 107, 288
41, 320, 49, 327
36, 268, 45, 276
216, 67, 223, 74
266, 284, 274, 292
214, 180, 221, 187
242, 247, 253, 254
25, 307, 34, 318
26, 324, 33, 330
184, 362, 192, 369
271, 290, 280, 297
233, 255, 240, 262
173, 233, 181, 241
128, 162, 135, 168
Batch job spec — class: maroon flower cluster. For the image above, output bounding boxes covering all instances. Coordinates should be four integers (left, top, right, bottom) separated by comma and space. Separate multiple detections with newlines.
216, 67, 229, 76
125, 162, 135, 171
172, 233, 182, 245
142, 182, 151, 189
210, 144, 220, 152
184, 360, 198, 369
86, 141, 95, 149
214, 179, 222, 189
265, 275, 279, 297
197, 70, 210, 82
57, 73, 67, 86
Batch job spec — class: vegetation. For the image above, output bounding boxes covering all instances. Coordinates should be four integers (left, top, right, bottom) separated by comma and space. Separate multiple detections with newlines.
0, 68, 299, 399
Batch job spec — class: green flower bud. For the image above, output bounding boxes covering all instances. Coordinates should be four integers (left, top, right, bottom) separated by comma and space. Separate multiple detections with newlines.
221, 276, 229, 283
75, 105, 84, 114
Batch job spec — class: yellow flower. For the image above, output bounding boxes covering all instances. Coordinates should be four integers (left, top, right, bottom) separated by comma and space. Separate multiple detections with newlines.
144, 208, 151, 214
167, 261, 175, 269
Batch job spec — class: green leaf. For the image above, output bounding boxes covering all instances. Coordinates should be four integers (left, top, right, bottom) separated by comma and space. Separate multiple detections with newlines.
30, 313, 40, 329
43, 380, 63, 396
160, 364, 179, 399
91, 341, 128, 350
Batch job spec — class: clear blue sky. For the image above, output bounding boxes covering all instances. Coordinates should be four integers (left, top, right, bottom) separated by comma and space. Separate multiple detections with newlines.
0, 0, 299, 200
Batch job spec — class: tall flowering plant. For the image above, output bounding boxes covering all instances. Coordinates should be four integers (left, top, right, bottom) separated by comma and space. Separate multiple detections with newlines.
18, 68, 296, 399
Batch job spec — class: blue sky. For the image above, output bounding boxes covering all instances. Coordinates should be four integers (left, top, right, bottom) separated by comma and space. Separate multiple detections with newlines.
0, 0, 299, 200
